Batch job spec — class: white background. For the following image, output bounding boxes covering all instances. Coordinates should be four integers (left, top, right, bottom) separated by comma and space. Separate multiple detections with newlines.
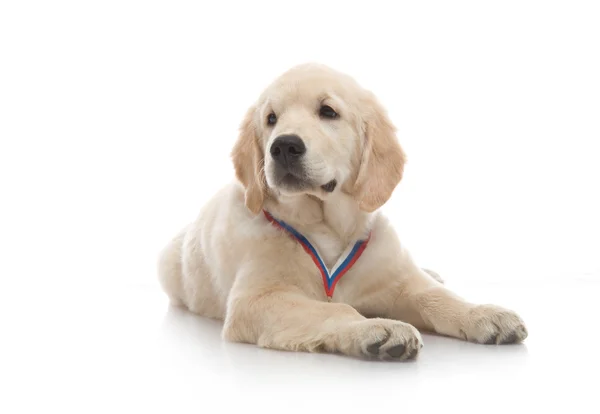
1, 1, 599, 413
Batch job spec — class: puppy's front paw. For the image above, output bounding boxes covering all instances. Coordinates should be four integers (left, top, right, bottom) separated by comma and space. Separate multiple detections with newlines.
345, 319, 423, 361
461, 305, 528, 345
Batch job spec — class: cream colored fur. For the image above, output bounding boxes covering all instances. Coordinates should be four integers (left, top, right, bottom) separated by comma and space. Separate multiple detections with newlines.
158, 64, 527, 361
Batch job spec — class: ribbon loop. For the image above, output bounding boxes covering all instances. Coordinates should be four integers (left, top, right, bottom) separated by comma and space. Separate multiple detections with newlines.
263, 210, 371, 298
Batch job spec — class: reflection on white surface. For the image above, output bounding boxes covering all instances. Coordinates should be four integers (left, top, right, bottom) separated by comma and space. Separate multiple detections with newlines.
4, 281, 597, 413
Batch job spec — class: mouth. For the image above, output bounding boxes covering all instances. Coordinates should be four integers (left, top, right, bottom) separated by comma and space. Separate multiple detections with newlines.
271, 165, 337, 194
277, 173, 310, 190
320, 179, 337, 193
275, 175, 337, 194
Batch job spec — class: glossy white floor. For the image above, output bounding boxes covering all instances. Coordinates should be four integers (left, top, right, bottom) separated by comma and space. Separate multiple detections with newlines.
5, 276, 597, 413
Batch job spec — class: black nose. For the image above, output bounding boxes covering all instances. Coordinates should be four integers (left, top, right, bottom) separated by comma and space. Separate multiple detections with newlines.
270, 135, 306, 168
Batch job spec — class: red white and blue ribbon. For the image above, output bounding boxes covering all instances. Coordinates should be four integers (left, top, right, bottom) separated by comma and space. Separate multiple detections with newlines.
263, 210, 371, 299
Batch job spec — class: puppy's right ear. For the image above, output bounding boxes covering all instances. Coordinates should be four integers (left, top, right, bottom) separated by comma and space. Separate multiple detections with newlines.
231, 106, 266, 215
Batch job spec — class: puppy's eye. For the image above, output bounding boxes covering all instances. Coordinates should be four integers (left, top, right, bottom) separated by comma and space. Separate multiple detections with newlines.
319, 105, 338, 119
267, 113, 277, 126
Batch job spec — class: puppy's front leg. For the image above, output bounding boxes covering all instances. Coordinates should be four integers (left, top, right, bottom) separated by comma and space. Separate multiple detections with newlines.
393, 270, 528, 344
223, 287, 422, 361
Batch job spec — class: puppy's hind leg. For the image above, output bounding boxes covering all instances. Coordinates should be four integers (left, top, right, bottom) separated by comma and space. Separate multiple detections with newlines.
157, 227, 189, 307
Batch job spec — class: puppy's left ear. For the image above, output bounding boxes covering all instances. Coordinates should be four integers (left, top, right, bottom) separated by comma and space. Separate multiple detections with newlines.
353, 93, 406, 212
231, 106, 267, 215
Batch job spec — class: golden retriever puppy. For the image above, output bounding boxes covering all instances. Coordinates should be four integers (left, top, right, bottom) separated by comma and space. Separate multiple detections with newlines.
158, 63, 528, 360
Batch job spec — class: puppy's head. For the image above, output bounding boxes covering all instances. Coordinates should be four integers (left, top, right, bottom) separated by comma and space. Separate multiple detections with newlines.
232, 63, 405, 214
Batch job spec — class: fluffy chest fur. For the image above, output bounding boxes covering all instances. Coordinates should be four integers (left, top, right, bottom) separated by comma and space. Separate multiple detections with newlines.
264, 192, 373, 271
299, 224, 350, 270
